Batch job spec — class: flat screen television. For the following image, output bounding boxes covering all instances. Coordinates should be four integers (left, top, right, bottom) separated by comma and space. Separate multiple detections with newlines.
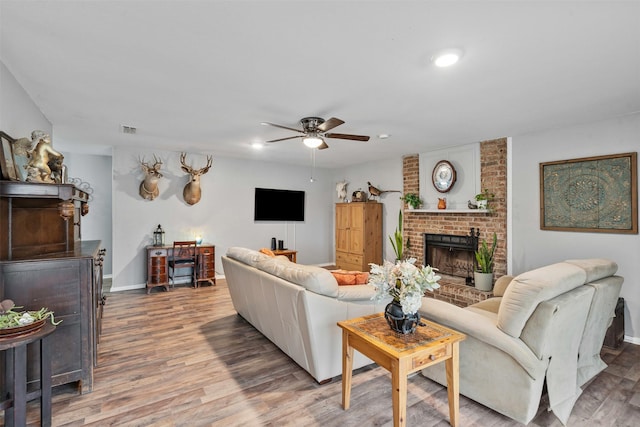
254, 188, 305, 221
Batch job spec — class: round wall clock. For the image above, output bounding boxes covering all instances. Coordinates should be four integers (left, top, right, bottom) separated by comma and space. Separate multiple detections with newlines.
432, 160, 457, 193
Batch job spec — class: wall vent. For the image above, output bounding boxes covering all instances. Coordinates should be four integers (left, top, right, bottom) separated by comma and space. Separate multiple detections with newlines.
121, 125, 137, 134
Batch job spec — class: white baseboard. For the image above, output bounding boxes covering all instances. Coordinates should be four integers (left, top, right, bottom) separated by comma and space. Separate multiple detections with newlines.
109, 274, 224, 292
624, 335, 640, 345
109, 283, 145, 292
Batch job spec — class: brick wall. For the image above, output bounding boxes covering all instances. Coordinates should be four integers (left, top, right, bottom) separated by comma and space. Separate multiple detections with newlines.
402, 138, 508, 278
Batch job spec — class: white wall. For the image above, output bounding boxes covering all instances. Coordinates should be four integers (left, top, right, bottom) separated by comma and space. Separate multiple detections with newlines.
512, 113, 640, 342
62, 152, 113, 275
111, 147, 335, 290
0, 60, 51, 140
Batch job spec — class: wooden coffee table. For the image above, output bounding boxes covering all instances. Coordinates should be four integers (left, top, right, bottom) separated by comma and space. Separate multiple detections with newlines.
337, 313, 466, 427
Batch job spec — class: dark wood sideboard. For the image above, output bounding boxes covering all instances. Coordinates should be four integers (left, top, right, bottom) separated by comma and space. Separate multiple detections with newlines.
0, 181, 104, 394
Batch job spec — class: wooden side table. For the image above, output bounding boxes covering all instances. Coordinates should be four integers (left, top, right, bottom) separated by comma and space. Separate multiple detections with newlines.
338, 313, 465, 427
1, 322, 56, 427
272, 249, 297, 263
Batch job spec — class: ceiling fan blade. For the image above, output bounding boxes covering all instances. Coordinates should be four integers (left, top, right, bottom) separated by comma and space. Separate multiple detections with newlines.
266, 135, 304, 143
318, 141, 329, 150
324, 133, 370, 141
317, 117, 345, 132
261, 122, 304, 133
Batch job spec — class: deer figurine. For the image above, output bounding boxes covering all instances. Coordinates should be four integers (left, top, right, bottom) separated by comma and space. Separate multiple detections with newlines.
180, 152, 213, 205
138, 155, 163, 200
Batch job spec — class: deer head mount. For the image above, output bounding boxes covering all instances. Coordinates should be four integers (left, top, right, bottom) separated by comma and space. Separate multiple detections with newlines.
180, 152, 213, 205
138, 155, 163, 200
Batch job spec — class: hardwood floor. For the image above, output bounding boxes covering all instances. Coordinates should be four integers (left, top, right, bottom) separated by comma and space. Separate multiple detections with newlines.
5, 279, 640, 426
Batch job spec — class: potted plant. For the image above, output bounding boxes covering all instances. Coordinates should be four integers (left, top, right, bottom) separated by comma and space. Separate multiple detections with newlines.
401, 193, 422, 209
474, 189, 495, 210
389, 209, 406, 261
474, 232, 497, 291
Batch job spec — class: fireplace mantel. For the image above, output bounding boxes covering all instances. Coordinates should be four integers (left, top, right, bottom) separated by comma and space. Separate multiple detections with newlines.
406, 208, 489, 214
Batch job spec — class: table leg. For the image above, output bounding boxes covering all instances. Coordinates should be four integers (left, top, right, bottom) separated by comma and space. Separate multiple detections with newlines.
9, 346, 27, 427
41, 334, 53, 427
341, 329, 354, 410
391, 359, 408, 427
445, 342, 460, 427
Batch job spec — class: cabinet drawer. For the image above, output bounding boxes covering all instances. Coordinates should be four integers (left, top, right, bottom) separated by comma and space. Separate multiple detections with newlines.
150, 248, 168, 257
336, 252, 363, 268
336, 251, 363, 265
197, 247, 214, 256
412, 346, 450, 370
198, 253, 214, 264
151, 256, 166, 267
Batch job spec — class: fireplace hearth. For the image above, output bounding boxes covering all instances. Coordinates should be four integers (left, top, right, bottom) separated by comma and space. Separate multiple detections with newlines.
423, 229, 480, 285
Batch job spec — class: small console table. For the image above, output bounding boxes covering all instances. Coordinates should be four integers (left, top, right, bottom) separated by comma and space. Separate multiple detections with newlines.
146, 244, 216, 293
1, 322, 56, 427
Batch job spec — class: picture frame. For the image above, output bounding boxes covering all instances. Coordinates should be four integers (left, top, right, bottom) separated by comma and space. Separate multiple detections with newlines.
0, 131, 19, 181
540, 152, 638, 234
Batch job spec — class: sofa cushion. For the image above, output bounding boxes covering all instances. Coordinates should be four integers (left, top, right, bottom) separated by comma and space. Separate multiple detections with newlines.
255, 257, 339, 298
564, 258, 618, 283
226, 247, 271, 267
337, 284, 378, 301
493, 275, 514, 297
468, 297, 502, 314
331, 270, 369, 286
497, 262, 587, 338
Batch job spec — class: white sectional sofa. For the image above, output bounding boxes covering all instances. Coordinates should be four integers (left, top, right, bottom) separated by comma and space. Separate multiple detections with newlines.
221, 247, 390, 383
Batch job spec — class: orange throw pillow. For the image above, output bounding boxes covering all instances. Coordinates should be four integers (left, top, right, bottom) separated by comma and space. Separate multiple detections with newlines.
259, 248, 276, 257
331, 270, 369, 286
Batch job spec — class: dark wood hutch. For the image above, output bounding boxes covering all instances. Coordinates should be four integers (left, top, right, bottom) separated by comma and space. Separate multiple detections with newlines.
0, 181, 105, 394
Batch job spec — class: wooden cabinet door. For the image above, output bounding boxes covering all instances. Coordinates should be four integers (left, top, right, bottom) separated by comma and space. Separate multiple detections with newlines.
347, 204, 364, 254
335, 204, 350, 253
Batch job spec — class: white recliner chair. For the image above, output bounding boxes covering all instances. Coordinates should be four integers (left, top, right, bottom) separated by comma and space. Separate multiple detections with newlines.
418, 259, 623, 425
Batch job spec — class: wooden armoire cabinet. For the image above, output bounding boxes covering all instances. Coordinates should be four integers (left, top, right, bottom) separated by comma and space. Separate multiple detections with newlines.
335, 202, 382, 271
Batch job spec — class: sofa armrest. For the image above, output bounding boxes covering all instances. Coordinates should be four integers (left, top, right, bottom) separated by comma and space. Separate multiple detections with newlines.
419, 298, 544, 379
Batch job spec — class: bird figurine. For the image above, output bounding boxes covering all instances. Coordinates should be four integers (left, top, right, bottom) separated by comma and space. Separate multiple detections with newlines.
336, 181, 348, 202
367, 182, 401, 200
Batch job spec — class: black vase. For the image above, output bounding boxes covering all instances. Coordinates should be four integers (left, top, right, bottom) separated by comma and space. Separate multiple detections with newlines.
384, 301, 420, 334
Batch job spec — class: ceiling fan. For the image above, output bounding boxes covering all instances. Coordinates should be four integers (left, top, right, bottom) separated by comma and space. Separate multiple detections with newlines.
261, 117, 370, 150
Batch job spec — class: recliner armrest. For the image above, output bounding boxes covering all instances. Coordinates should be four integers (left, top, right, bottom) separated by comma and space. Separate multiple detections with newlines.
419, 298, 544, 379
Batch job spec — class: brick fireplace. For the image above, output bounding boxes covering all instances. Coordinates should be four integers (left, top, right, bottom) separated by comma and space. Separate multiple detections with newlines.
402, 138, 508, 305
424, 228, 480, 285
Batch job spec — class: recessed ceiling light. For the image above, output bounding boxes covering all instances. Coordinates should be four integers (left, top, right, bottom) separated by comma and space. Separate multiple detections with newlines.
378, 134, 391, 139
432, 48, 463, 67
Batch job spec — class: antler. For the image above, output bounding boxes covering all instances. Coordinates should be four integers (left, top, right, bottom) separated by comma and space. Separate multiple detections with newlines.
139, 155, 163, 172
181, 153, 212, 175
200, 155, 213, 175
180, 152, 193, 174
152, 154, 162, 171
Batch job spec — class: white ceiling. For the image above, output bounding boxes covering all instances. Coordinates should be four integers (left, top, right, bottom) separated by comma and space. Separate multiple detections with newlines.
1, 1, 639, 168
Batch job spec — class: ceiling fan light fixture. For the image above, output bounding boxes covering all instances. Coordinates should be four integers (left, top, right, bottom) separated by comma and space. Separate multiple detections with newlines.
432, 48, 463, 67
303, 136, 324, 148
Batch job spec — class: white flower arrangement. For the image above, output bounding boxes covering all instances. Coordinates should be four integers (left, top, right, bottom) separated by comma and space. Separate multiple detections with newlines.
368, 258, 441, 315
